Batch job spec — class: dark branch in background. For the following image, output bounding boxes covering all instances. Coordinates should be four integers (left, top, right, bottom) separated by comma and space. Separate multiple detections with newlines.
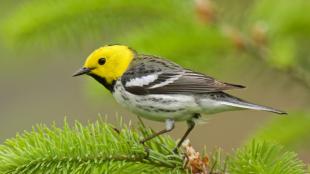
194, 0, 310, 90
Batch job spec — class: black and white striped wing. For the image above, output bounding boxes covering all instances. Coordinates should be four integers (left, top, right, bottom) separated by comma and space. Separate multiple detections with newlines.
122, 69, 244, 95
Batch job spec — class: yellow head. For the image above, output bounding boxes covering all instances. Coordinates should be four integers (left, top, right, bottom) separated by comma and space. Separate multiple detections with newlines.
73, 45, 135, 89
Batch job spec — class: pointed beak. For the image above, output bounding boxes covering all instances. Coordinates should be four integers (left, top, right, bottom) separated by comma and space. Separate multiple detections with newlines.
72, 67, 93, 77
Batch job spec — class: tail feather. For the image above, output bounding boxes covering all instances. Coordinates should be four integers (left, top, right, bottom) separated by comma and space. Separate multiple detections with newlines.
224, 82, 246, 89
218, 93, 287, 115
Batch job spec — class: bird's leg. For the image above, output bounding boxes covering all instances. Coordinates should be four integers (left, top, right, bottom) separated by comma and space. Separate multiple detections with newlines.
140, 119, 175, 144
173, 119, 196, 153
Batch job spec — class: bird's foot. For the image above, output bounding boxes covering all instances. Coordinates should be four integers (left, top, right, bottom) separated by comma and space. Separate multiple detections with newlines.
139, 138, 146, 145
172, 147, 179, 154
143, 145, 150, 159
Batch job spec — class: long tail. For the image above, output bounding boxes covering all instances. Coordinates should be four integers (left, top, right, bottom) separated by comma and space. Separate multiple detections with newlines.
217, 92, 287, 115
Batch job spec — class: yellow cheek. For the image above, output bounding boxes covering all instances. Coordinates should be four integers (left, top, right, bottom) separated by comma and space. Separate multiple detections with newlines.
85, 45, 134, 84
91, 67, 117, 84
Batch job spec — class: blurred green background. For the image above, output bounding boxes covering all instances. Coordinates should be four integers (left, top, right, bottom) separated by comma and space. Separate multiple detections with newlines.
0, 0, 309, 163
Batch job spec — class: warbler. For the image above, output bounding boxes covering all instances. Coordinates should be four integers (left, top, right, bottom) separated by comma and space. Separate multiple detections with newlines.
73, 44, 286, 152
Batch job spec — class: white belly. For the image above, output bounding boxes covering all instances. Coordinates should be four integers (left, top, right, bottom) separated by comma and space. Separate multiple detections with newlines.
112, 81, 237, 122
113, 81, 200, 121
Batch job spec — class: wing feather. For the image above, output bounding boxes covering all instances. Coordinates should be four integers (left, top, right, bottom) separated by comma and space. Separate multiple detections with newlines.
122, 56, 245, 95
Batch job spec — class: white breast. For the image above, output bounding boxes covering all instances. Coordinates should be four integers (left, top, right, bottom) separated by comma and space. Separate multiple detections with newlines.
113, 80, 200, 121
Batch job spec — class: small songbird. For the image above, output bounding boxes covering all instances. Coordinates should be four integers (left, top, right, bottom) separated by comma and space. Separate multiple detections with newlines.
73, 44, 286, 152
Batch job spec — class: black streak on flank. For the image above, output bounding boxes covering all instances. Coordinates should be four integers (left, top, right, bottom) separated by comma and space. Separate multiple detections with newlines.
88, 73, 116, 92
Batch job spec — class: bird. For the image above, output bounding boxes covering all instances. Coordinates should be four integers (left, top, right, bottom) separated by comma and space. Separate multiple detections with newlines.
73, 44, 286, 152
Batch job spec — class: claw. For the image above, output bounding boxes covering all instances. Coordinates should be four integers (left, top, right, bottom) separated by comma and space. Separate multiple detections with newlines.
112, 127, 120, 134
140, 139, 146, 145
173, 147, 180, 154
143, 145, 150, 158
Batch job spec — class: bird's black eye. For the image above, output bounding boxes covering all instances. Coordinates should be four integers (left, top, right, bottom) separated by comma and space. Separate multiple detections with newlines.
98, 58, 106, 65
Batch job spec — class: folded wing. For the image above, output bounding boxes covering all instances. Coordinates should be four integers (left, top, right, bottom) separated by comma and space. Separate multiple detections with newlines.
122, 56, 244, 95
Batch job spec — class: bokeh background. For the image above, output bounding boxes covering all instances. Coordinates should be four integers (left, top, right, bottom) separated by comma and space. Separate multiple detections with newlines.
0, 0, 309, 162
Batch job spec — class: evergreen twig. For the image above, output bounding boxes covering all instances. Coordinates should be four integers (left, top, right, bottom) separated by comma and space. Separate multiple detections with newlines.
0, 117, 307, 174
0, 119, 184, 174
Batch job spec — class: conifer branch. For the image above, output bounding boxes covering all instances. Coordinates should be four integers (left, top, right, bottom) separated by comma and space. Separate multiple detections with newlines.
0, 117, 307, 174
0, 118, 185, 173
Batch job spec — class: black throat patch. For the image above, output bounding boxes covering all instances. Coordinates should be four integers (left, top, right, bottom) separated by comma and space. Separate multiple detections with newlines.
88, 73, 116, 92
